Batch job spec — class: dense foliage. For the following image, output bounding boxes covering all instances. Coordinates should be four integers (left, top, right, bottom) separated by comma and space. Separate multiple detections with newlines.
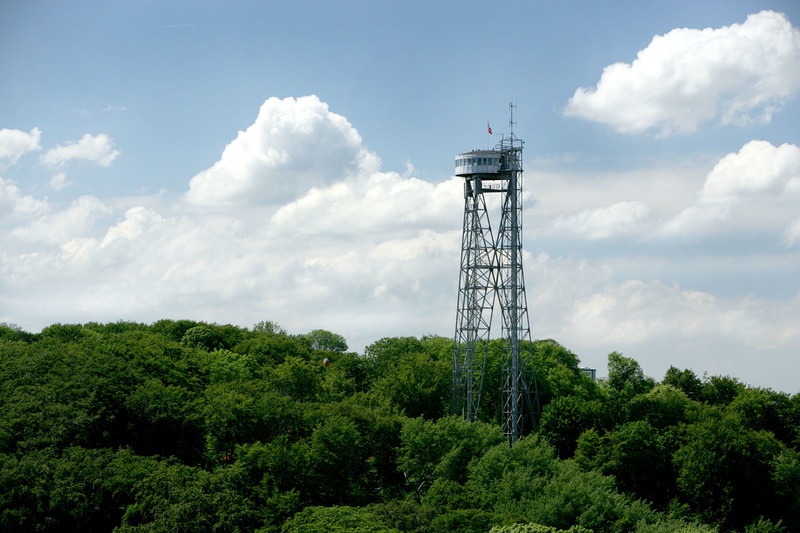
0, 320, 797, 532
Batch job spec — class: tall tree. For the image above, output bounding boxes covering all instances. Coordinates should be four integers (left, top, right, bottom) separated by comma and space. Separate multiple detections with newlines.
662, 366, 702, 400
302, 329, 349, 353
607, 352, 655, 398
397, 416, 504, 501
674, 410, 786, 530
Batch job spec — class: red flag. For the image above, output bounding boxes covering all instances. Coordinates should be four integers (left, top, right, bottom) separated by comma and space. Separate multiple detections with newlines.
487, 122, 492, 135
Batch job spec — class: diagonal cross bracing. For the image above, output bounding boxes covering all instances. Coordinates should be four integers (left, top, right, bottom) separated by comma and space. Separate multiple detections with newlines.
451, 130, 540, 443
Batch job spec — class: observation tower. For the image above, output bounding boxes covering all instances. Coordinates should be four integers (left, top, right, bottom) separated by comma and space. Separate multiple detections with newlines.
451, 105, 540, 443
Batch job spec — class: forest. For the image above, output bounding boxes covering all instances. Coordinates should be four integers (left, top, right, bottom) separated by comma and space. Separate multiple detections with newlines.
0, 320, 798, 533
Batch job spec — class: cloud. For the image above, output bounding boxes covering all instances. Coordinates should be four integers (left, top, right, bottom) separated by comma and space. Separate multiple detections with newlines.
564, 11, 800, 135
0, 177, 49, 220
1, 96, 464, 349
784, 218, 800, 246
699, 140, 800, 202
186, 95, 378, 206
563, 277, 799, 354
271, 172, 462, 236
10, 195, 110, 244
0, 128, 41, 170
658, 204, 731, 238
549, 201, 651, 240
100, 206, 163, 247
40, 133, 121, 168
661, 140, 800, 237
49, 172, 69, 191
568, 281, 714, 345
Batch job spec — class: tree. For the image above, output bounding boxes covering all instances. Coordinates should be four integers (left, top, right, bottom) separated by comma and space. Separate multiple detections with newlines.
419, 335, 454, 362
5, 320, 790, 532
39, 323, 91, 343
699, 374, 745, 406
364, 337, 425, 384
194, 348, 257, 383
202, 382, 303, 458
372, 350, 450, 419
634, 520, 717, 533
490, 524, 592, 533
234, 330, 310, 368
533, 340, 598, 408
181, 325, 223, 351
280, 506, 401, 533
539, 396, 603, 458
605, 421, 674, 507
397, 416, 504, 501
319, 351, 370, 400
727, 387, 794, 445
302, 329, 348, 353
305, 415, 373, 505
150, 319, 202, 342
117, 460, 218, 531
271, 356, 321, 401
771, 448, 800, 531
0, 447, 157, 531
629, 384, 691, 429
465, 433, 557, 508
575, 421, 676, 509
0, 322, 36, 343
0, 346, 101, 453
607, 352, 655, 398
252, 320, 286, 335
428, 508, 497, 533
316, 394, 406, 496
743, 517, 786, 533
124, 378, 204, 463
674, 411, 786, 530
662, 366, 702, 400
500, 458, 656, 532
226, 438, 306, 528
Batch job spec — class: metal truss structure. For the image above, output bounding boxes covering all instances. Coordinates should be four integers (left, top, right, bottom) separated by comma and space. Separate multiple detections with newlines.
451, 108, 540, 442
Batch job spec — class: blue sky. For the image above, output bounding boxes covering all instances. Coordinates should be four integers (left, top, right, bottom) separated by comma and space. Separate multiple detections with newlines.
2, 1, 800, 392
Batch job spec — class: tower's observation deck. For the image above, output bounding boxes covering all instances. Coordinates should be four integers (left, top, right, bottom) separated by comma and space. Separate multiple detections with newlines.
455, 150, 508, 199
455, 150, 503, 176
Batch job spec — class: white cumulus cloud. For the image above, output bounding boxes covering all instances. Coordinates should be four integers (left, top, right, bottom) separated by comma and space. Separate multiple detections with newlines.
10, 195, 111, 244
0, 127, 41, 170
0, 96, 465, 350
550, 200, 651, 240
661, 140, 800, 238
700, 140, 800, 202
272, 172, 462, 235
564, 11, 800, 135
0, 177, 49, 220
186, 95, 378, 206
101, 206, 165, 247
565, 278, 800, 358
40, 133, 121, 168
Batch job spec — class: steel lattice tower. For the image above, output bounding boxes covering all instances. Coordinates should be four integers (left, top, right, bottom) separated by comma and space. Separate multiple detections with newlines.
451, 106, 540, 442
451, 151, 499, 423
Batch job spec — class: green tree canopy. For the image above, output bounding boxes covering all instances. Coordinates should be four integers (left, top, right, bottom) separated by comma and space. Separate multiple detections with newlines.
301, 329, 349, 353
397, 416, 504, 501
607, 351, 655, 398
